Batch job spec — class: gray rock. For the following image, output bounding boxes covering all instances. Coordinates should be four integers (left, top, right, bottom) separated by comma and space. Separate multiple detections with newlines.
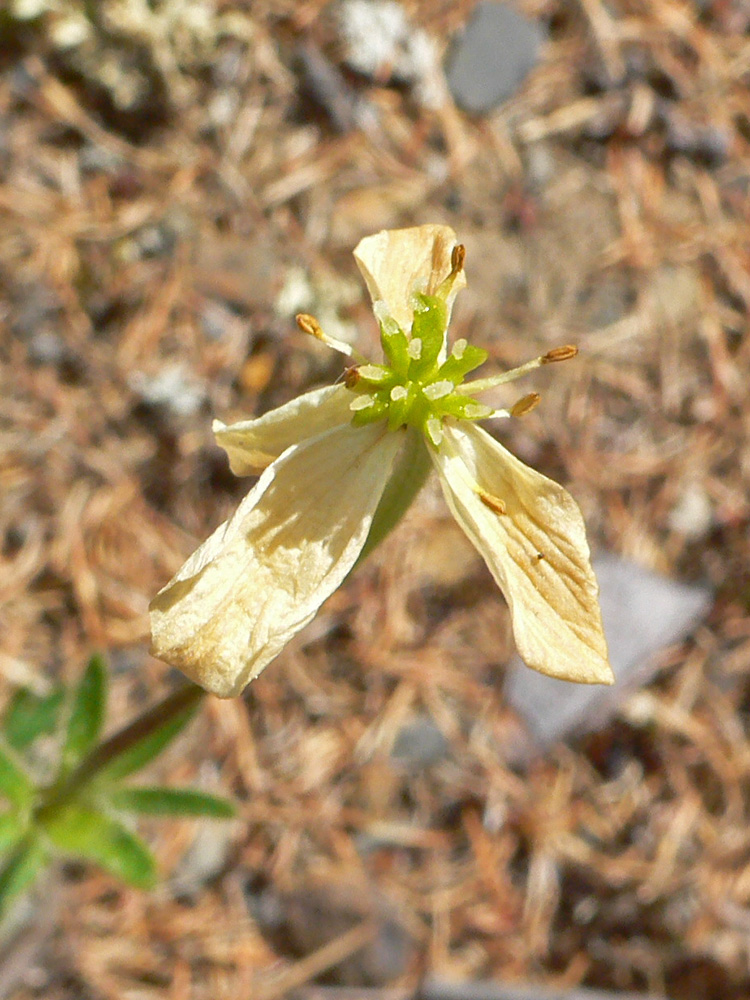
169, 814, 235, 898
390, 714, 449, 771
445, 2, 545, 114
504, 552, 713, 751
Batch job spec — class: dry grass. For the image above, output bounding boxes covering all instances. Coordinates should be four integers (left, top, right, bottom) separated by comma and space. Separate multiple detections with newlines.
2, 0, 750, 997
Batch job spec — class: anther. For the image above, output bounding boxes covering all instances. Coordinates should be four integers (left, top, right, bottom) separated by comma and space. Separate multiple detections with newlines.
390, 385, 408, 402
542, 345, 578, 364
296, 312, 359, 360
451, 244, 466, 275
296, 313, 322, 339
451, 339, 467, 360
477, 489, 506, 515
510, 392, 541, 417
344, 367, 360, 388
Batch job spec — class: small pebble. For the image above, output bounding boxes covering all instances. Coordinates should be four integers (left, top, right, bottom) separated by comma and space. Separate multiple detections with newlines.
391, 714, 449, 771
446, 2, 544, 114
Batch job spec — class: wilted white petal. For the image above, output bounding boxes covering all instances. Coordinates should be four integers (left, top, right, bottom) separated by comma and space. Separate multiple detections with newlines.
353, 225, 466, 333
431, 422, 612, 685
150, 422, 405, 697
213, 384, 353, 475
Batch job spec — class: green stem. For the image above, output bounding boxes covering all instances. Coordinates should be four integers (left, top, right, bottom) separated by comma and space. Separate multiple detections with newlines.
36, 682, 205, 820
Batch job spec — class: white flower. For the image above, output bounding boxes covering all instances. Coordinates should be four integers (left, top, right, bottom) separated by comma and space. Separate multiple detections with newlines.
150, 225, 612, 697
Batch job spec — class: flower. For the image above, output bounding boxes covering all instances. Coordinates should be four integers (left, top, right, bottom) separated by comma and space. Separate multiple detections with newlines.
150, 225, 612, 697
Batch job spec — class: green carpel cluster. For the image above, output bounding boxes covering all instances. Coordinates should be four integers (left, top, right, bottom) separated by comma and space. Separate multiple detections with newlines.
347, 292, 490, 441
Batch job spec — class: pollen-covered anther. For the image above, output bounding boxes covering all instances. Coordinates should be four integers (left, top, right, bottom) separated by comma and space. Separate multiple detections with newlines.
408, 338, 423, 360
358, 364, 390, 383
510, 392, 541, 418
451, 339, 467, 360
296, 313, 322, 339
426, 417, 443, 446
390, 385, 408, 402
542, 345, 578, 364
477, 488, 506, 515
423, 380, 454, 401
350, 394, 375, 411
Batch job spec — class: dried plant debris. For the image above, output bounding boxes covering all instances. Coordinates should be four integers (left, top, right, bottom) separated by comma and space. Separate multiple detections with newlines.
6, 0, 241, 120
3, 0, 750, 996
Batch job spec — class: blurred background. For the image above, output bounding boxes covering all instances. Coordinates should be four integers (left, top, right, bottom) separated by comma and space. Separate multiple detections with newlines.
1, 0, 749, 997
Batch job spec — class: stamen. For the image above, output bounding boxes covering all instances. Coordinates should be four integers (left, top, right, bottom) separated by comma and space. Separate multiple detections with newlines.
457, 344, 578, 395
296, 313, 365, 362
510, 392, 541, 417
477, 488, 506, 515
542, 345, 578, 363
426, 417, 443, 446
457, 356, 543, 395
350, 395, 375, 411
390, 385, 408, 402
423, 380, 454, 401
450, 243, 466, 275
451, 339, 467, 360
408, 338, 423, 360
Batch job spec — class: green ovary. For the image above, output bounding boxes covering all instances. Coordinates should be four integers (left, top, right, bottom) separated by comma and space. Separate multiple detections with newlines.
348, 293, 490, 439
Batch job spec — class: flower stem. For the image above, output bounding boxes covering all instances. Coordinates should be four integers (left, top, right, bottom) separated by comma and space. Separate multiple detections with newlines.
37, 682, 206, 819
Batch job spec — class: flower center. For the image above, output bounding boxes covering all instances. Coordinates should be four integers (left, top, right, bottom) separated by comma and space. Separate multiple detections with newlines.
343, 290, 493, 445
295, 241, 577, 449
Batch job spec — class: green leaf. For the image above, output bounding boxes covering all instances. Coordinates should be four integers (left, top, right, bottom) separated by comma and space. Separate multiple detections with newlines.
108, 786, 235, 819
0, 811, 26, 854
0, 838, 46, 921
0, 744, 34, 809
42, 804, 155, 889
96, 700, 200, 782
3, 686, 65, 751
62, 654, 108, 770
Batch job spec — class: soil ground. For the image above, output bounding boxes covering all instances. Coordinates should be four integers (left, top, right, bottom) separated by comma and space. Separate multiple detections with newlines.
2, 1, 750, 997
